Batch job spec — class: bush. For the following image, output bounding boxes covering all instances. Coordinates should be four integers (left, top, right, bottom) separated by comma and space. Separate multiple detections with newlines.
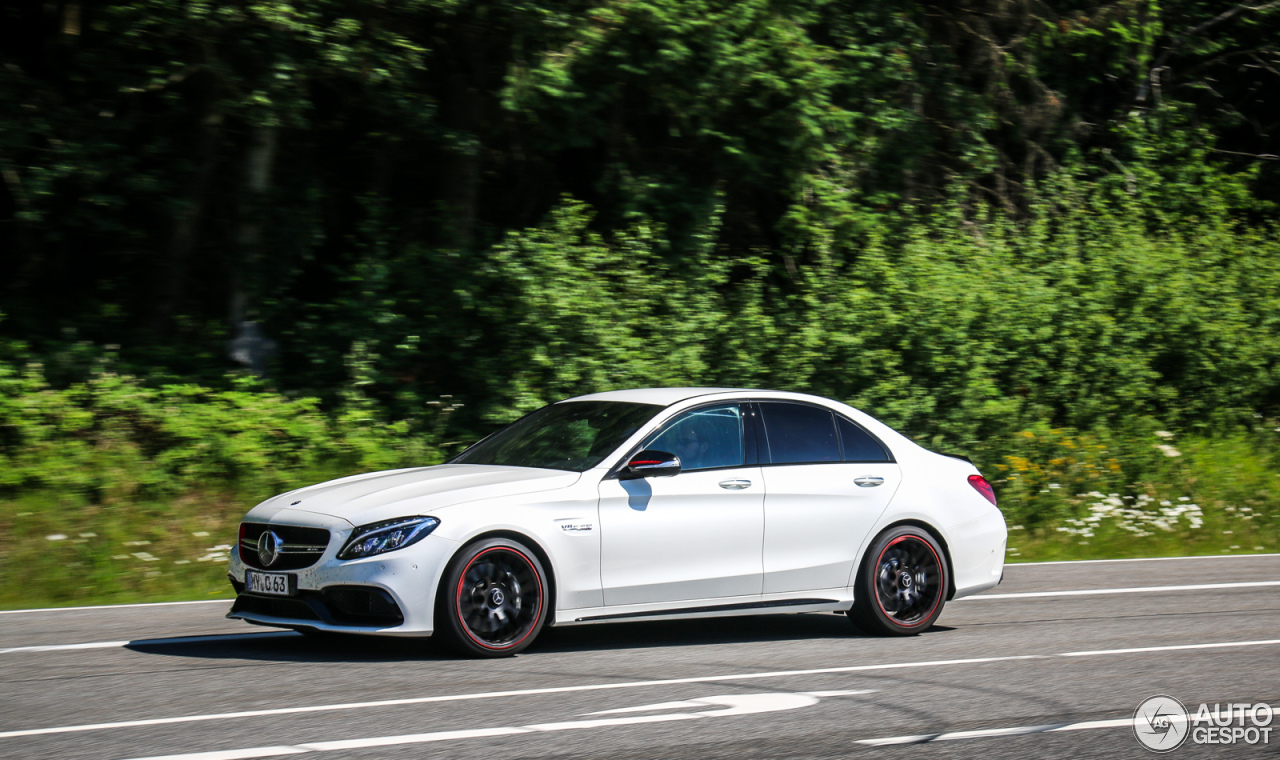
4, 164, 1280, 607
441, 172, 1280, 452
0, 361, 441, 607
0, 361, 438, 500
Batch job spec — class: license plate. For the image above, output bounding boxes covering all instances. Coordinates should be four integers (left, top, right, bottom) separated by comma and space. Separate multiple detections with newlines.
245, 570, 293, 596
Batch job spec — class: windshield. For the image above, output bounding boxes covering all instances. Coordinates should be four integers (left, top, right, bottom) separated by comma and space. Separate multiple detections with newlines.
451, 401, 662, 472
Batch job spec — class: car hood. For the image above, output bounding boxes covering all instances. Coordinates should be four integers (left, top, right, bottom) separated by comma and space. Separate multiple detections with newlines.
245, 464, 581, 525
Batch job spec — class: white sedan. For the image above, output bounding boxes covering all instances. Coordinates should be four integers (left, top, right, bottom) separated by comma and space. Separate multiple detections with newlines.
227, 388, 1007, 656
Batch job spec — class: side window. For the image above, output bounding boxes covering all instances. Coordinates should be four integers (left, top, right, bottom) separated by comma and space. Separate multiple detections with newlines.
836, 416, 890, 462
642, 404, 745, 471
758, 403, 840, 464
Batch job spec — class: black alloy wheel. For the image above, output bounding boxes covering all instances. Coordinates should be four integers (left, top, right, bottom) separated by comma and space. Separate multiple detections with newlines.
849, 526, 948, 636
437, 537, 549, 657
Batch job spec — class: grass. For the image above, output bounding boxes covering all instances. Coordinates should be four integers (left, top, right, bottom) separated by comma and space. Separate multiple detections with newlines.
0, 466, 362, 610
1006, 514, 1278, 564
2, 432, 1277, 610
991, 429, 1280, 563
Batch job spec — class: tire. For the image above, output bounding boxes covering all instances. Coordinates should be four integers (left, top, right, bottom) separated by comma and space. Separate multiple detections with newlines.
435, 537, 549, 657
849, 525, 948, 636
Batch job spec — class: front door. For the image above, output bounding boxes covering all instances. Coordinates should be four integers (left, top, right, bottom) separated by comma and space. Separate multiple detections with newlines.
598, 403, 764, 606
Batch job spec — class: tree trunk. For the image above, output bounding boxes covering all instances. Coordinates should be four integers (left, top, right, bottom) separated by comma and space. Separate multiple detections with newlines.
229, 123, 278, 325
153, 76, 221, 334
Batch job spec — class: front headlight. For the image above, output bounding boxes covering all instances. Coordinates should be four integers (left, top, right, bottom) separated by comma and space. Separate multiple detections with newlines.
338, 516, 440, 560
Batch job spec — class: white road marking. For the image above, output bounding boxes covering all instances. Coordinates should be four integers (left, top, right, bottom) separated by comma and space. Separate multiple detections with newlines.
856, 704, 1280, 746
0, 640, 129, 654
7, 637, 1280, 741
298, 726, 532, 751
0, 656, 1029, 739
586, 690, 870, 711
1011, 552, 1280, 566
585, 700, 709, 715
121, 749, 308, 760
856, 722, 1118, 746
10, 580, 1269, 657
119, 693, 830, 760
520, 713, 703, 732
1, 552, 1271, 617
965, 580, 1280, 600
1061, 638, 1280, 657
0, 631, 293, 655
0, 599, 232, 615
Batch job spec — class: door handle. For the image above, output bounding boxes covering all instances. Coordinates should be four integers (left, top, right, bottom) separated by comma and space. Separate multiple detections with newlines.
854, 476, 885, 487
719, 479, 752, 490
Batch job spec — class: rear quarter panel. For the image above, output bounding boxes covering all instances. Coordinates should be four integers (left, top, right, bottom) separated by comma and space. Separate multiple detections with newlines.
832, 412, 1007, 597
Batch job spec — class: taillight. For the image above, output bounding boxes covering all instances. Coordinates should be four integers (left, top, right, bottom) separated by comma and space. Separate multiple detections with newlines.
968, 474, 997, 506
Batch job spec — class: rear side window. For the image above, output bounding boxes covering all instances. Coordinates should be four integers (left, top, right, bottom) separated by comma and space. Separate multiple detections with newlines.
758, 403, 840, 464
836, 416, 890, 462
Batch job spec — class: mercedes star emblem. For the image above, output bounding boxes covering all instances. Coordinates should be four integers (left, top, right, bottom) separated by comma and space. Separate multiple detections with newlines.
258, 530, 283, 567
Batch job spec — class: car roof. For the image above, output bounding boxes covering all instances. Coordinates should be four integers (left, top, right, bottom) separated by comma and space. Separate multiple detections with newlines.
559, 387, 933, 467
563, 387, 790, 407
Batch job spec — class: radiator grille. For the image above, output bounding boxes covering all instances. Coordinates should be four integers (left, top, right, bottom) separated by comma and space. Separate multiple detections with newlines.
239, 522, 330, 571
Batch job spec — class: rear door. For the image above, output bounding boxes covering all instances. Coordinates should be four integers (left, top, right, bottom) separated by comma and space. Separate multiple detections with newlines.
757, 402, 901, 594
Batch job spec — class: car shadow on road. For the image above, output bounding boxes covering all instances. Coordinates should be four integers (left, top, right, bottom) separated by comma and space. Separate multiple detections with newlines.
123, 614, 954, 663
123, 630, 452, 662
531, 614, 955, 654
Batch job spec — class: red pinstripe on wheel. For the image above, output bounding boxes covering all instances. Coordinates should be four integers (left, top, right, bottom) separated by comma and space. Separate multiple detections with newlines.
873, 534, 943, 628
454, 546, 544, 651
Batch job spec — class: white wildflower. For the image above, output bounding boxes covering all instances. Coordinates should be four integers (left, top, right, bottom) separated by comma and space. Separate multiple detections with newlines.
1154, 430, 1175, 439
45, 534, 67, 541
1155, 444, 1181, 457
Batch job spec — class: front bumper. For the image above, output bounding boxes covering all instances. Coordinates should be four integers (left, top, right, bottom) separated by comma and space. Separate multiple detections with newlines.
226, 534, 459, 637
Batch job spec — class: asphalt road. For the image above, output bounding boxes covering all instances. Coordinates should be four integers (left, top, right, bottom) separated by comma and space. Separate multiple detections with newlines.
2, 554, 1278, 760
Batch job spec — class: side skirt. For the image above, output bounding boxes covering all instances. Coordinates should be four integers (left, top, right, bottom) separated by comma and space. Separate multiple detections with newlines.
557, 595, 854, 626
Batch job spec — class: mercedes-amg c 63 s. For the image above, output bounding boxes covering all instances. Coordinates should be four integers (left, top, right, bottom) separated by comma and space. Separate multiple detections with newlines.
227, 388, 1007, 656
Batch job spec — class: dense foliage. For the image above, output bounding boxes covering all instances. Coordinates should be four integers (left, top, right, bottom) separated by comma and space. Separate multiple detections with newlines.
4, 1, 1278, 423
2, 3, 1280, 605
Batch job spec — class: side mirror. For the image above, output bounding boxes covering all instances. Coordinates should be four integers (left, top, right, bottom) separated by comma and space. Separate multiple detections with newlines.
619, 449, 682, 480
